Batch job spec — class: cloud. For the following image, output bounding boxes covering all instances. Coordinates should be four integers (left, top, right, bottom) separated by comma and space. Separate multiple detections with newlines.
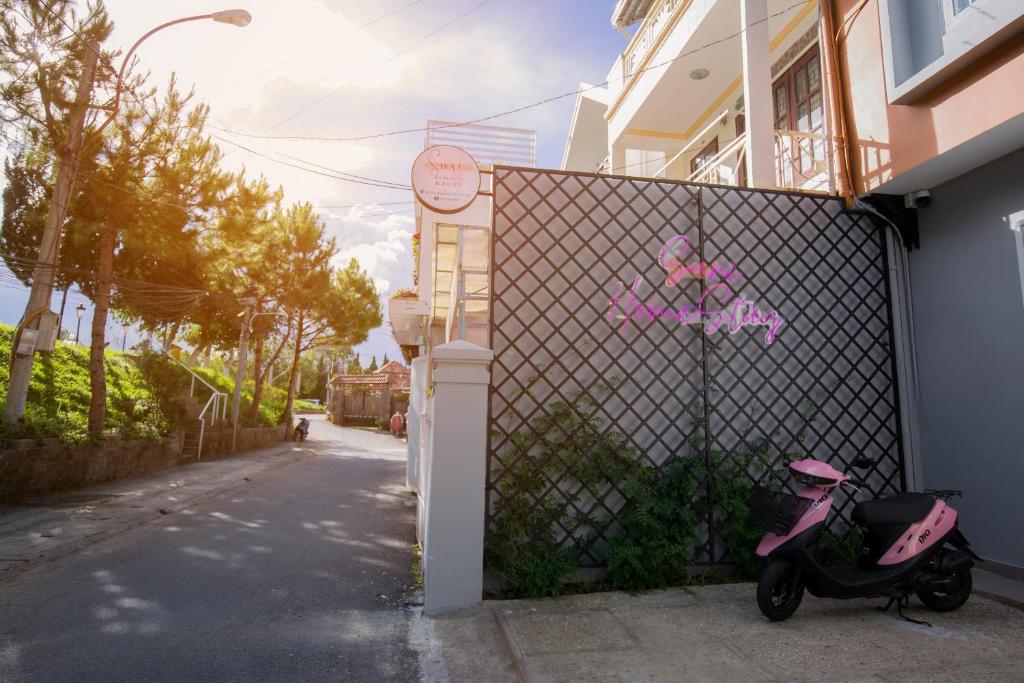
88, 0, 624, 365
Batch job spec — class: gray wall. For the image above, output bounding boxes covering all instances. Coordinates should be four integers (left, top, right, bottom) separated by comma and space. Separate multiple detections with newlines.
909, 148, 1024, 570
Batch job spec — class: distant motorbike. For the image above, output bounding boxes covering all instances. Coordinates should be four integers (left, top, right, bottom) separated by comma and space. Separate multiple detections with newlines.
293, 417, 310, 442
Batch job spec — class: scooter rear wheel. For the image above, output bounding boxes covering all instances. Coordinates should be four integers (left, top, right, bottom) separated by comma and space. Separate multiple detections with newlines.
757, 559, 805, 622
916, 567, 972, 612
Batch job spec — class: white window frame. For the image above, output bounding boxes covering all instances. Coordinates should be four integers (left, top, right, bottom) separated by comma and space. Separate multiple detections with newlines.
878, 0, 1024, 104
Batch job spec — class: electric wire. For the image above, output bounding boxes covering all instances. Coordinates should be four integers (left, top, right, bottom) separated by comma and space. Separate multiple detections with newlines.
265, 0, 493, 132
215, 0, 813, 143
222, 0, 431, 93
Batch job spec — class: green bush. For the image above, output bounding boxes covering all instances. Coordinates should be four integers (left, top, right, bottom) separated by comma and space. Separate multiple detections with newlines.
189, 366, 316, 427
0, 325, 165, 444
0, 325, 319, 442
485, 396, 635, 598
606, 456, 705, 590
133, 351, 189, 427
707, 452, 773, 580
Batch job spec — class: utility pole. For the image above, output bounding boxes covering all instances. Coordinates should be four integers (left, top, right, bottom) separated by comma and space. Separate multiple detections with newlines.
231, 296, 257, 451
4, 44, 99, 425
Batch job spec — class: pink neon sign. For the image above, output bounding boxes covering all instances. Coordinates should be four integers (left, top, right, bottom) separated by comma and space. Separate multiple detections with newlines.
607, 235, 785, 344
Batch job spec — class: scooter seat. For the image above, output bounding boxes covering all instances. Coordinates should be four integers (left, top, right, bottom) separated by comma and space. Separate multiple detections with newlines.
852, 493, 934, 526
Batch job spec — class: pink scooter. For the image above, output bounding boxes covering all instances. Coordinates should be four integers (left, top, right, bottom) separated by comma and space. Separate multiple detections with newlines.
749, 456, 979, 625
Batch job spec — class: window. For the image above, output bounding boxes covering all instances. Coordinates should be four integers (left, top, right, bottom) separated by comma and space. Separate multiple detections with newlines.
625, 148, 667, 178
689, 137, 719, 176
772, 47, 825, 180
951, 0, 975, 16
772, 48, 823, 135
880, 0, 1023, 103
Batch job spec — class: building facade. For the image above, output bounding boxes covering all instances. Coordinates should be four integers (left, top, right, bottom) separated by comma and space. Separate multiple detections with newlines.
557, 0, 1024, 577
396, 0, 1024, 593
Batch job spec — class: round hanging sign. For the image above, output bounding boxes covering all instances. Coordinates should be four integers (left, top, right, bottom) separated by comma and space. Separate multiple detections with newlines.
411, 145, 480, 214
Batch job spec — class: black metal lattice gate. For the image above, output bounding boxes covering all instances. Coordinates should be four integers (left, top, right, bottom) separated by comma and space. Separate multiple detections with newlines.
487, 167, 905, 567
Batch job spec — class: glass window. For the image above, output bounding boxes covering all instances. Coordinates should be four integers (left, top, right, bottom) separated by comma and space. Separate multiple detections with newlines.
952, 0, 974, 15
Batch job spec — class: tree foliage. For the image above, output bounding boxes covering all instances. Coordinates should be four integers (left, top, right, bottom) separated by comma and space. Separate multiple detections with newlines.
0, 2, 384, 434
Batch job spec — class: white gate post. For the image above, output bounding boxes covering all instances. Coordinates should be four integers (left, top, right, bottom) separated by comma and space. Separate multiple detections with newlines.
421, 340, 493, 615
407, 356, 427, 492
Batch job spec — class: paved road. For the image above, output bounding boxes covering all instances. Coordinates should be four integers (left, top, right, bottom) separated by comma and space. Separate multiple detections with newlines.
0, 419, 420, 682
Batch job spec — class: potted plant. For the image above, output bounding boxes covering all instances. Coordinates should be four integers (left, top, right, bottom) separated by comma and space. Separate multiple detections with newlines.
388, 289, 429, 342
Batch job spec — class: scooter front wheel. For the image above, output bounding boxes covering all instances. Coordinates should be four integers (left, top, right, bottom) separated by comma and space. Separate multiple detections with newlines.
757, 559, 805, 622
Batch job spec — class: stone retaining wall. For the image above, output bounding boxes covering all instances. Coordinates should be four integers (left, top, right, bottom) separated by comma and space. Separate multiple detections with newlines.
192, 425, 288, 460
0, 424, 287, 502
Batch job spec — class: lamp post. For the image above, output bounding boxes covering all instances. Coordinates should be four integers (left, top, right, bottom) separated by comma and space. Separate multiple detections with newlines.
3, 9, 252, 426
230, 307, 278, 450
75, 303, 86, 344
121, 320, 129, 352
91, 10, 252, 143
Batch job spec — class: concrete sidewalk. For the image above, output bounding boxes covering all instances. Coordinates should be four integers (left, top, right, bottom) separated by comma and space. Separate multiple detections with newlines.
432, 582, 1024, 682
0, 438, 318, 585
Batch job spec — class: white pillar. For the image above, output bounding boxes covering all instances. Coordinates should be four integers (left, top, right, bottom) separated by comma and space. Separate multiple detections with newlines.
741, 0, 775, 188
421, 340, 493, 615
610, 142, 627, 175
406, 356, 427, 492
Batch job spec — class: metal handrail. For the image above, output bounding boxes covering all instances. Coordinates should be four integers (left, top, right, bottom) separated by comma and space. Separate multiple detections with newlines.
195, 392, 219, 460
686, 134, 748, 184
163, 349, 223, 401
162, 350, 228, 459
654, 109, 730, 178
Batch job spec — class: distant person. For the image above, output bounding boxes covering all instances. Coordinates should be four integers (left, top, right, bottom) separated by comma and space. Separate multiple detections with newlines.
390, 410, 404, 437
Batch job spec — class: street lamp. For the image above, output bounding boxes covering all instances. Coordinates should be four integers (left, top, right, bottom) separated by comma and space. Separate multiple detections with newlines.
91, 9, 252, 141
74, 303, 86, 344
121, 320, 129, 352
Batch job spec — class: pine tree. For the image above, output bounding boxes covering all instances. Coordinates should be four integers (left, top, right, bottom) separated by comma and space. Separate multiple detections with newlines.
367, 355, 379, 373
345, 355, 363, 375
382, 353, 390, 366
269, 206, 381, 425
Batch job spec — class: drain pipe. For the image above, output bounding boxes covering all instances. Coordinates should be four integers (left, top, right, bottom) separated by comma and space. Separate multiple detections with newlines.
819, 0, 856, 207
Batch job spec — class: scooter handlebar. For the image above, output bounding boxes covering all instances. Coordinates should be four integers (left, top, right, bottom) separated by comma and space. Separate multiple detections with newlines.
845, 478, 869, 488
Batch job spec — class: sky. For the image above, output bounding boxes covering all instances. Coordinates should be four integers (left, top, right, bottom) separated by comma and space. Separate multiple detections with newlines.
0, 0, 625, 366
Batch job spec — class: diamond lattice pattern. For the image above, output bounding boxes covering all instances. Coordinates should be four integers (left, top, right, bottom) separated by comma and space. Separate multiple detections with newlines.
489, 168, 904, 566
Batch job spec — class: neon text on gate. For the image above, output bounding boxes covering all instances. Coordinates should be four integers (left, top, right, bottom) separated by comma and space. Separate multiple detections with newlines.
658, 235, 741, 286
607, 235, 785, 345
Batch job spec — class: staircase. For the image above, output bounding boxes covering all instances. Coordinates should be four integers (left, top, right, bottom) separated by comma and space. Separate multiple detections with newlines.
163, 351, 228, 461
181, 395, 204, 459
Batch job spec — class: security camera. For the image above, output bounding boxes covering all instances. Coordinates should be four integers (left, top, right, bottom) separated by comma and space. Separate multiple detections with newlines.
904, 190, 931, 209
1005, 210, 1024, 233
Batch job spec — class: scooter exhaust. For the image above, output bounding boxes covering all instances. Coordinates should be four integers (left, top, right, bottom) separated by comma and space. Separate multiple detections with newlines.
938, 550, 974, 575
916, 550, 973, 591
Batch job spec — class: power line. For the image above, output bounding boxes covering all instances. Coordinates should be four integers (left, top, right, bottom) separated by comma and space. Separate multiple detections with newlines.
216, 0, 812, 143
265, 0, 493, 132
223, 0, 431, 94
210, 134, 414, 191
310, 201, 415, 209
272, 150, 411, 189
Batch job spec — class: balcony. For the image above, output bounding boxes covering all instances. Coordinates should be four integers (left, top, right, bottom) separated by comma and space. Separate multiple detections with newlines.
601, 100, 832, 194
623, 0, 683, 81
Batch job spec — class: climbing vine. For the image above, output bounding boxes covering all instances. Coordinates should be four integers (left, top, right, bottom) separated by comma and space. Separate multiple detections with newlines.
485, 383, 861, 597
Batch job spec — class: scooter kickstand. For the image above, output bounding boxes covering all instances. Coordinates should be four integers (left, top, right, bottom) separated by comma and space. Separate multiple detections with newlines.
878, 594, 931, 627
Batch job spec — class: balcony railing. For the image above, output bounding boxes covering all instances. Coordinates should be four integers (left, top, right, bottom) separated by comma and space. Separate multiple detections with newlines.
774, 129, 831, 193
680, 130, 832, 193
623, 0, 680, 80
687, 134, 748, 186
